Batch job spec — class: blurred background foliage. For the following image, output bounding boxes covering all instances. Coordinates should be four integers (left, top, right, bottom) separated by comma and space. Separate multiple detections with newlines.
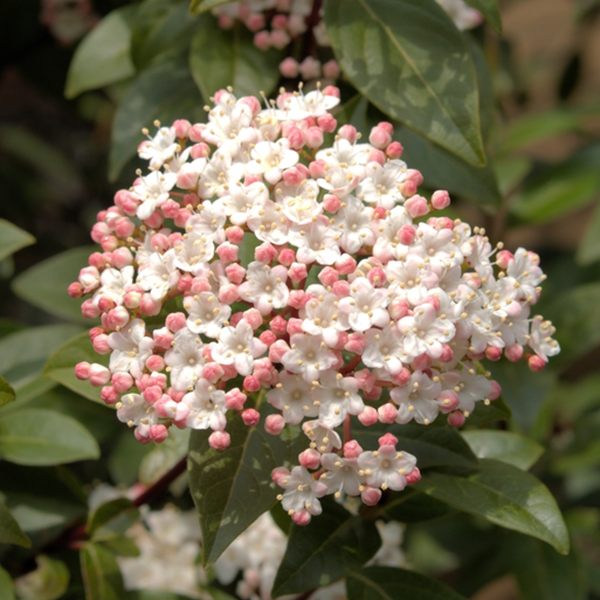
1, 0, 600, 598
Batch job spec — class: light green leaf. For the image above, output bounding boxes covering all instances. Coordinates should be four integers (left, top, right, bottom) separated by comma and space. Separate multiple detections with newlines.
109, 58, 204, 181
0, 408, 100, 466
0, 376, 15, 408
0, 219, 35, 261
346, 566, 468, 600
494, 156, 532, 196
65, 6, 136, 98
11, 247, 96, 323
415, 459, 570, 554
189, 0, 230, 14
0, 501, 31, 548
13, 556, 69, 600
81, 542, 125, 600
43, 332, 108, 403
462, 430, 544, 470
272, 500, 381, 597
0, 565, 15, 600
463, 0, 502, 33
577, 202, 600, 265
87, 498, 139, 538
324, 0, 485, 166
190, 17, 284, 99
188, 405, 306, 566
101, 535, 141, 557
108, 431, 153, 486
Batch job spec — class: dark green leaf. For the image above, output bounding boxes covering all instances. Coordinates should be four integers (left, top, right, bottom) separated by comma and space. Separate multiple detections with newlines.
272, 500, 381, 597
65, 6, 136, 98
188, 405, 306, 566
0, 501, 31, 548
43, 332, 108, 403
346, 566, 468, 600
109, 59, 204, 181
466, 34, 495, 140
353, 423, 479, 475
0, 375, 15, 408
139, 427, 189, 486
324, 0, 485, 166
11, 247, 96, 324
13, 556, 69, 600
80, 542, 125, 600
0, 565, 15, 600
465, 396, 512, 426
189, 0, 230, 14
463, 0, 502, 33
101, 535, 141, 557
190, 17, 284, 99
0, 219, 35, 261
108, 431, 153, 486
552, 411, 600, 474
87, 498, 139, 537
382, 488, 454, 522
577, 201, 600, 265
0, 408, 100, 466
415, 459, 570, 554
462, 430, 544, 470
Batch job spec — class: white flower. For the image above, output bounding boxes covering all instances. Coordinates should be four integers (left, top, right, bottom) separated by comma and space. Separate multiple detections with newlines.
332, 196, 375, 254
356, 160, 407, 209
164, 327, 206, 391
246, 139, 299, 185
137, 250, 180, 301
278, 466, 328, 516
312, 372, 364, 428
277, 89, 340, 120
220, 181, 269, 226
238, 262, 289, 315
94, 266, 134, 306
133, 170, 177, 221
301, 293, 349, 347
357, 446, 417, 491
266, 373, 318, 424
320, 453, 363, 496
390, 369, 442, 425
338, 277, 391, 332
302, 420, 342, 453
108, 318, 155, 379
178, 378, 227, 430
397, 303, 455, 360
528, 316, 560, 362
276, 180, 322, 225
246, 199, 291, 245
211, 318, 267, 376
138, 126, 179, 169
172, 232, 215, 274
183, 291, 231, 338
116, 393, 158, 439
281, 333, 337, 383
363, 325, 405, 376
288, 219, 341, 265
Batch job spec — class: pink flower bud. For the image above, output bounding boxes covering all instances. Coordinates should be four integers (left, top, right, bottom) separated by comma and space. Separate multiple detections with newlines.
215, 242, 238, 263
153, 328, 174, 348
364, 385, 382, 401
143, 385, 163, 405
309, 159, 327, 179
322, 59, 340, 79
405, 466, 421, 484
378, 434, 398, 448
246, 12, 265, 31
254, 242, 277, 263
317, 114, 337, 134
68, 282, 83, 298
225, 388, 247, 411
176, 273, 192, 292
317, 266, 339, 287
91, 222, 110, 243
265, 414, 285, 435
209, 430, 231, 451
92, 334, 111, 354
368, 149, 386, 166
174, 208, 191, 228
190, 277, 211, 295
289, 262, 308, 282
270, 28, 290, 49
269, 339, 291, 363
112, 372, 134, 393
299, 56, 321, 79
323, 85, 340, 98
288, 289, 307, 309
218, 14, 234, 28
378, 402, 398, 423
89, 364, 110, 387
81, 299, 101, 319
158, 199, 178, 219
97, 297, 116, 313
357, 405, 379, 426
272, 466, 291, 485
144, 210, 164, 230
243, 375, 261, 392
345, 332, 368, 355
397, 224, 415, 246
388, 298, 409, 321
438, 344, 453, 363
386, 141, 403, 159
275, 248, 294, 268
166, 312, 187, 332
279, 56, 300, 79
496, 250, 514, 270
272, 13, 288, 28
485, 345, 502, 361
431, 190, 451, 210
505, 344, 523, 362
391, 367, 412, 386
202, 362, 225, 383
489, 380, 502, 401
323, 194, 341, 213
107, 306, 130, 330
259, 330, 277, 347
101, 385, 119, 404
527, 354, 546, 372
230, 312, 243, 327
405, 195, 430, 219
305, 126, 324, 149
148, 424, 168, 443
268, 315, 287, 336
240, 408, 259, 427
291, 510, 312, 526
75, 361, 90, 380
437, 390, 460, 413
336, 254, 357, 275
286, 317, 304, 336
338, 125, 357, 143
188, 123, 205, 142
244, 308, 263, 330
367, 267, 386, 287
299, 448, 321, 470
412, 353, 432, 372
113, 247, 133, 269
361, 486, 382, 506
448, 410, 466, 428
369, 126, 392, 149
146, 355, 165, 372
332, 280, 350, 297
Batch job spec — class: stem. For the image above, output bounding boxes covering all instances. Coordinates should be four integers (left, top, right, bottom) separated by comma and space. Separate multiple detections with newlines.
343, 414, 351, 446
133, 454, 188, 507
340, 354, 361, 375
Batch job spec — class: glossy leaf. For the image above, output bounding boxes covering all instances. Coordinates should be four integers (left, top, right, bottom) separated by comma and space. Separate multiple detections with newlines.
381, 488, 454, 523
109, 59, 203, 180
346, 566, 468, 600
324, 0, 485, 166
415, 459, 570, 554
0, 376, 15, 408
65, 6, 136, 98
272, 500, 381, 597
189, 0, 230, 14
11, 247, 96, 323
190, 17, 284, 99
0, 565, 15, 600
462, 430, 544, 470
465, 396, 512, 426
13, 555, 69, 600
577, 201, 600, 265
87, 498, 139, 538
81, 542, 125, 600
0, 219, 35, 261
188, 406, 306, 566
0, 408, 100, 466
353, 422, 479, 474
463, 0, 502, 33
0, 501, 31, 547
43, 332, 109, 403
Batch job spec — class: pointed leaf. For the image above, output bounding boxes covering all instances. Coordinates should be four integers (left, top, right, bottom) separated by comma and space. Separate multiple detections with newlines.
189, 0, 230, 14
65, 6, 136, 98
0, 501, 31, 548
415, 459, 570, 554
465, 396, 512, 426
190, 17, 284, 99
0, 408, 100, 466
324, 0, 485, 166
462, 430, 544, 470
13, 556, 69, 600
80, 542, 125, 600
0, 565, 15, 600
188, 405, 306, 566
0, 219, 35, 261
11, 247, 96, 323
87, 498, 139, 537
463, 0, 502, 33
0, 376, 15, 408
346, 566, 468, 600
380, 489, 453, 523
272, 501, 381, 597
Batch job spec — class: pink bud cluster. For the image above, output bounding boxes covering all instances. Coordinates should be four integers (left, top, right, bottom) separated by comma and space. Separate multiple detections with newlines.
71, 83, 559, 522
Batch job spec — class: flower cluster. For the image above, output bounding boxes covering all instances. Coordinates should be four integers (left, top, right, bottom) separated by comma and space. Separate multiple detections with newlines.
211, 0, 482, 83
71, 83, 559, 523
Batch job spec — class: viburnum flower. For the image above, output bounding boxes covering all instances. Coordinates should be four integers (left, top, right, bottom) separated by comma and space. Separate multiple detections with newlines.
72, 82, 559, 524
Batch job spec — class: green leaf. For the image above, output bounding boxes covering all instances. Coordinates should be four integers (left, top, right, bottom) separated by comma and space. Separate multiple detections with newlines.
465, 34, 495, 141
0, 408, 100, 466
462, 430, 544, 470
507, 534, 587, 600
415, 459, 570, 554
272, 500, 381, 597
87, 498, 139, 538
65, 6, 136, 98
13, 556, 69, 600
101, 535, 141, 557
108, 430, 153, 486
0, 565, 15, 600
190, 17, 284, 99
494, 156, 532, 196
552, 412, 600, 474
463, 0, 502, 33
381, 488, 454, 523
577, 201, 600, 265
139, 427, 189, 486
465, 396, 512, 426
189, 0, 230, 14
11, 247, 96, 324
0, 375, 15, 408
109, 58, 204, 181
346, 566, 468, 600
324, 0, 485, 166
0, 219, 35, 261
188, 405, 306, 566
81, 542, 125, 600
353, 422, 480, 475
43, 332, 108, 403
0, 501, 31, 547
